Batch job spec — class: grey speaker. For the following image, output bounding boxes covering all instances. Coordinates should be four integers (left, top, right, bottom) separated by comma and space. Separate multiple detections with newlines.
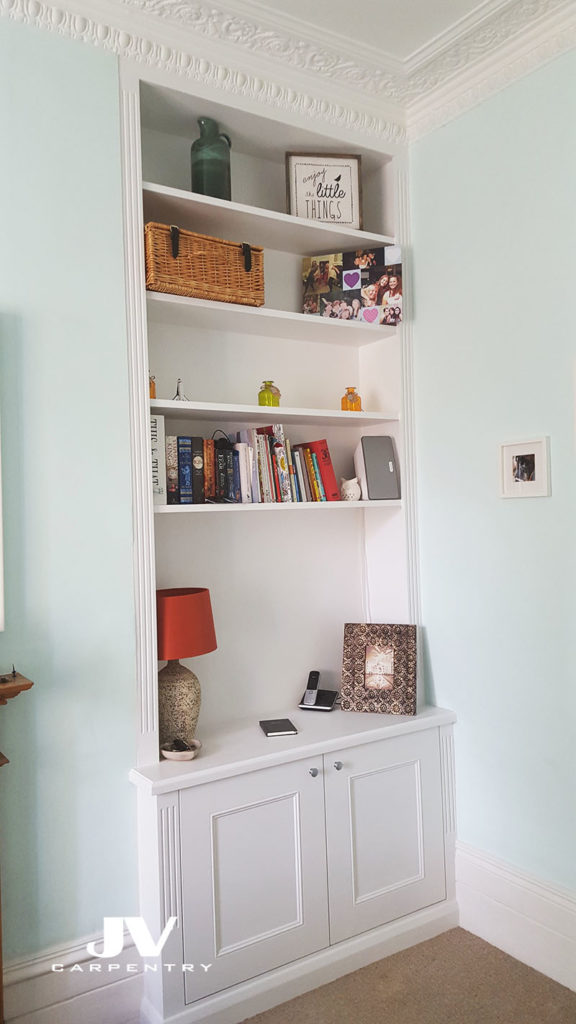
354, 436, 400, 500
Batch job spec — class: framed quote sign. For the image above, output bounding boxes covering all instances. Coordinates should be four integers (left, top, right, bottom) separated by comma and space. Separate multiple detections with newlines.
286, 153, 363, 229
340, 623, 417, 716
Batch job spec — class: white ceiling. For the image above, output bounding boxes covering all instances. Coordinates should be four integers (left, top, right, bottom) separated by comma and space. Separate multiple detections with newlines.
224, 0, 503, 62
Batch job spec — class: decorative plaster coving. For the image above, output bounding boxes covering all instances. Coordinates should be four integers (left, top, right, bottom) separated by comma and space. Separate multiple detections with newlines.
116, 0, 576, 111
405, 0, 573, 94
408, 4, 576, 139
117, 0, 406, 101
0, 0, 406, 144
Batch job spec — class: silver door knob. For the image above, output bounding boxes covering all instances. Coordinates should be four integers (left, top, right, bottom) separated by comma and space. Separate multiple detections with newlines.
309, 767, 319, 777
334, 761, 343, 771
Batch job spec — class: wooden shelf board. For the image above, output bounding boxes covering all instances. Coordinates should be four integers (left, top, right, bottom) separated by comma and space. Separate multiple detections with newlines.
150, 399, 397, 426
154, 500, 402, 514
146, 292, 396, 346
143, 182, 395, 255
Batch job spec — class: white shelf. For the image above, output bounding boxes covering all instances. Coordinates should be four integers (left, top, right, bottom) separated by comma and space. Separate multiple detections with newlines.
150, 399, 397, 426
146, 292, 396, 346
143, 182, 395, 255
154, 500, 402, 514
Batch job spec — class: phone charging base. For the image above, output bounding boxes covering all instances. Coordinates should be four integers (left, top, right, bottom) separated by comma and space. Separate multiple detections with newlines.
298, 689, 338, 712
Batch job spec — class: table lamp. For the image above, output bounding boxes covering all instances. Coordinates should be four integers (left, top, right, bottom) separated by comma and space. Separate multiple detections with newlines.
156, 587, 217, 747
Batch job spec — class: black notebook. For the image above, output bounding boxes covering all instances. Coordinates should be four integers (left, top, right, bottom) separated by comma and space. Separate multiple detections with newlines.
259, 718, 298, 737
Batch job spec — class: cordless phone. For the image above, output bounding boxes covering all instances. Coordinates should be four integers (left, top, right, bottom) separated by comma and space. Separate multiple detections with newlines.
302, 670, 320, 706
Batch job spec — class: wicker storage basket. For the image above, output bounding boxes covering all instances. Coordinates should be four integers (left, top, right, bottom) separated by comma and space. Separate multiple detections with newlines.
144, 222, 265, 307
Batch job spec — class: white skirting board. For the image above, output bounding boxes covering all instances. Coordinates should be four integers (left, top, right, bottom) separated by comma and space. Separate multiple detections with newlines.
3, 903, 457, 1024
3, 931, 142, 1024
456, 841, 576, 993
139, 902, 459, 1024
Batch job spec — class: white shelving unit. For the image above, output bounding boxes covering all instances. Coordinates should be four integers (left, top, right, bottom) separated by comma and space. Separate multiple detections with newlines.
120, 62, 456, 1024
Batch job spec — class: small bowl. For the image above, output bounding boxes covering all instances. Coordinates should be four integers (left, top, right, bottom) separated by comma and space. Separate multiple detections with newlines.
161, 739, 202, 761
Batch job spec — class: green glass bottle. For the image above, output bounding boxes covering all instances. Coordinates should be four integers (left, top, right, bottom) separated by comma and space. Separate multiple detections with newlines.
191, 117, 231, 201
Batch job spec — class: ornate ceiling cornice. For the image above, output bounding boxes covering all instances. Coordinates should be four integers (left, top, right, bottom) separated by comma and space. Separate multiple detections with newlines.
117, 0, 406, 101
1, 0, 576, 140
0, 0, 406, 145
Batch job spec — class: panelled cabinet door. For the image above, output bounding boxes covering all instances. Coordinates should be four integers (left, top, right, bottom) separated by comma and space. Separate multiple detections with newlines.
179, 757, 329, 1002
324, 729, 446, 944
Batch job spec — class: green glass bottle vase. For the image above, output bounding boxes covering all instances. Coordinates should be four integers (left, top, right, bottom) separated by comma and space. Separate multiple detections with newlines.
191, 117, 231, 201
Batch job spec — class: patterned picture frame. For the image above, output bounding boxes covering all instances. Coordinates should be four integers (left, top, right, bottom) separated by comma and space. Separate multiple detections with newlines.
340, 623, 417, 716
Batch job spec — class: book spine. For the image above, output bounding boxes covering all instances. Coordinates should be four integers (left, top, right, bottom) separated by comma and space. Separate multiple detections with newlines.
311, 451, 327, 501
303, 447, 321, 501
274, 442, 292, 502
191, 436, 205, 504
293, 448, 309, 502
215, 447, 228, 501
232, 449, 242, 502
306, 439, 340, 501
247, 429, 261, 502
268, 437, 282, 501
177, 436, 193, 504
285, 439, 299, 502
225, 449, 235, 501
203, 439, 215, 501
150, 415, 167, 504
233, 443, 250, 502
256, 434, 274, 502
165, 435, 180, 504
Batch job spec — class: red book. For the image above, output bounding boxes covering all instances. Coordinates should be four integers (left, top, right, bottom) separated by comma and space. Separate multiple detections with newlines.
301, 439, 340, 500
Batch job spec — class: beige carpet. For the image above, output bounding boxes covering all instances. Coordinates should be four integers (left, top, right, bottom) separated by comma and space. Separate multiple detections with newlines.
242, 928, 576, 1024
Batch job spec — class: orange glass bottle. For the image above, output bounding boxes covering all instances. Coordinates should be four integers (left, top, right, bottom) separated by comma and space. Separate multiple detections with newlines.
341, 386, 362, 412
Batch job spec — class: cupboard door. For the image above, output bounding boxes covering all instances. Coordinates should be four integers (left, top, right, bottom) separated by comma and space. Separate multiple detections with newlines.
180, 757, 329, 1002
324, 729, 446, 944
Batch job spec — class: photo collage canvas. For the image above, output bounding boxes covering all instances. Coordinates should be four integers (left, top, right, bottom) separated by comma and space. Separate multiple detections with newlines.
302, 246, 402, 325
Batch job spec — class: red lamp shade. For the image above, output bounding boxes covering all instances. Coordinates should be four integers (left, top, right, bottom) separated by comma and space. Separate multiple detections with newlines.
156, 588, 217, 661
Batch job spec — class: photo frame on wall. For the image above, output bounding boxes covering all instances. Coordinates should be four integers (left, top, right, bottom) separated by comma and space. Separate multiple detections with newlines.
499, 437, 550, 498
286, 153, 362, 229
340, 623, 417, 717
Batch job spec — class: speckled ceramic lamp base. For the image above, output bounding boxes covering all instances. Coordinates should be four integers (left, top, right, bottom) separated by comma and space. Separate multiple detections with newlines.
158, 660, 201, 747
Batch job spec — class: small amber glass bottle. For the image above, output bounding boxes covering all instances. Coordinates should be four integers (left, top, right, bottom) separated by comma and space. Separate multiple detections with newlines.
258, 381, 280, 407
149, 374, 156, 399
341, 386, 362, 411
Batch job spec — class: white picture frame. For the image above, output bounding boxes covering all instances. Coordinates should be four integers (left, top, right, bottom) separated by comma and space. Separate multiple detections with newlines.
286, 153, 362, 229
499, 437, 550, 498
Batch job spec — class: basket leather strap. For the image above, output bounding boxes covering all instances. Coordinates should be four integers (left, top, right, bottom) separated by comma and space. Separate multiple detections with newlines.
242, 243, 252, 273
170, 225, 180, 259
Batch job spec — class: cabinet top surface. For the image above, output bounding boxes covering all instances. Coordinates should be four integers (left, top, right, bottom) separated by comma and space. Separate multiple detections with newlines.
131, 706, 456, 794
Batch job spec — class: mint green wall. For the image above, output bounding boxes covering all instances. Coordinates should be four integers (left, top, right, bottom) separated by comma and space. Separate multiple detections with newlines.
0, 19, 137, 957
412, 51, 576, 889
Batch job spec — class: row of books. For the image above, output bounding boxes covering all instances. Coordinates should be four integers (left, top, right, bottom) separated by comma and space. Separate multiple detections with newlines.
150, 415, 341, 504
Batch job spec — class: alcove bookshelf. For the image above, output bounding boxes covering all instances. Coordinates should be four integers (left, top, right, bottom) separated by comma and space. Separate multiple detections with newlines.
120, 58, 457, 1024
121, 65, 413, 768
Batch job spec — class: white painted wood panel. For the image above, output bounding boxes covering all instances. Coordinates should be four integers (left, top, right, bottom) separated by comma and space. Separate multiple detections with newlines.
142, 183, 394, 255
180, 758, 329, 1002
324, 730, 446, 943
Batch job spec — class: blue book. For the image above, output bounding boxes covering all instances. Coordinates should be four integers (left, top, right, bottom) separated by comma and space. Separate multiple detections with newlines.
232, 450, 242, 502
177, 436, 193, 504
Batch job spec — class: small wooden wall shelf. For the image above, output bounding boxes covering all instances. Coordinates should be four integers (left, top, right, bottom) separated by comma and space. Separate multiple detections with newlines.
0, 670, 34, 707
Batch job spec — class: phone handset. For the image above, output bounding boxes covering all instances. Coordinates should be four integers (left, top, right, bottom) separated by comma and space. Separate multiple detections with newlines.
302, 670, 320, 706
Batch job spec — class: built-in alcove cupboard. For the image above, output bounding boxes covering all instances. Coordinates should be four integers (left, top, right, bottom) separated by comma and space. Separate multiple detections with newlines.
121, 60, 456, 1024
